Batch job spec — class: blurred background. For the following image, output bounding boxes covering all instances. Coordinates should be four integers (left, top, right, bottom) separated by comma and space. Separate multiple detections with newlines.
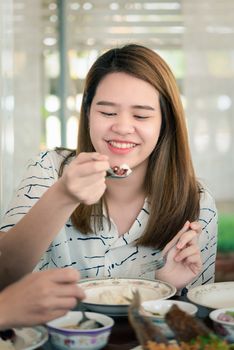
0, 0, 233, 278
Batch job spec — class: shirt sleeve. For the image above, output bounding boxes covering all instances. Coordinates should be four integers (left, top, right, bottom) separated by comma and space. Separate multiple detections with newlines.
187, 187, 218, 289
0, 150, 60, 232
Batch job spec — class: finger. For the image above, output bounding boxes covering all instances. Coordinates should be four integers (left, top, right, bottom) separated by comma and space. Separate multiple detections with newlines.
35, 309, 70, 325
76, 152, 109, 164
185, 256, 202, 275
189, 221, 202, 234
172, 221, 191, 244
176, 229, 198, 249
163, 221, 190, 253
174, 245, 200, 262
91, 153, 109, 161
77, 171, 107, 186
185, 254, 202, 267
178, 220, 191, 235
41, 309, 68, 323
46, 268, 80, 283
79, 164, 108, 178
73, 161, 109, 178
54, 284, 86, 299
189, 265, 202, 275
191, 263, 202, 275
53, 296, 79, 310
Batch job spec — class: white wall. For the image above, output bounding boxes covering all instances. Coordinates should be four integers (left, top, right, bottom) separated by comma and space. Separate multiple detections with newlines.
0, 0, 42, 218
183, 0, 234, 202
0, 0, 14, 218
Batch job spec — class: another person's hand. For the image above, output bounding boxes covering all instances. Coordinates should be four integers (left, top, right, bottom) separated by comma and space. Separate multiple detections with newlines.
156, 221, 202, 290
58, 152, 109, 205
0, 268, 85, 330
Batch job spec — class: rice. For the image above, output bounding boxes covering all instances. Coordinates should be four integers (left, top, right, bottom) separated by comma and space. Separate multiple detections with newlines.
0, 339, 15, 350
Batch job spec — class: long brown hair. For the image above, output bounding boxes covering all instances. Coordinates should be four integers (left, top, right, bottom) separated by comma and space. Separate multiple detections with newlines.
59, 44, 201, 249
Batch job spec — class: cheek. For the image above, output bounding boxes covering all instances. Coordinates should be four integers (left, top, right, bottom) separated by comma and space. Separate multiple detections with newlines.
89, 116, 104, 146
144, 124, 161, 148
89, 119, 97, 143
89, 107, 97, 140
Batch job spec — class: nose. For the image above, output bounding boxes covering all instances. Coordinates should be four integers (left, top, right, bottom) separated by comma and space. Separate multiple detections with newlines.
111, 114, 135, 135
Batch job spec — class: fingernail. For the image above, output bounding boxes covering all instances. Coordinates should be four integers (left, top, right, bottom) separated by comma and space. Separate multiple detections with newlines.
184, 221, 190, 229
174, 255, 181, 262
176, 242, 183, 249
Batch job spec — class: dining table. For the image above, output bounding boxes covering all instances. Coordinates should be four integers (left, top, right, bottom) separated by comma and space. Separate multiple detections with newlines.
40, 293, 213, 350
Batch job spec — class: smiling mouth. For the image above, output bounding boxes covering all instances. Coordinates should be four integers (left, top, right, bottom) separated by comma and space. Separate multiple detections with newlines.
107, 141, 137, 149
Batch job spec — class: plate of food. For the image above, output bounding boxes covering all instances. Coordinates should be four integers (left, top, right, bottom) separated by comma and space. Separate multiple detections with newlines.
0, 326, 48, 350
79, 277, 176, 316
187, 281, 234, 309
129, 291, 234, 349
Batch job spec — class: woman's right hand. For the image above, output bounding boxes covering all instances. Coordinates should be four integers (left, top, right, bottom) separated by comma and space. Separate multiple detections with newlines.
58, 152, 110, 205
0, 268, 85, 330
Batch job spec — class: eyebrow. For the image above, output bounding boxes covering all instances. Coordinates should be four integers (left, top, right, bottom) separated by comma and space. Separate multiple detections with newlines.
96, 101, 155, 111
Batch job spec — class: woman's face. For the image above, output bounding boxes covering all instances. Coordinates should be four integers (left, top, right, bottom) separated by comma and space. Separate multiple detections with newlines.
89, 72, 162, 172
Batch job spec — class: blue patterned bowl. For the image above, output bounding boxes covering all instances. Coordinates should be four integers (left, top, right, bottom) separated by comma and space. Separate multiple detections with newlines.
46, 311, 114, 350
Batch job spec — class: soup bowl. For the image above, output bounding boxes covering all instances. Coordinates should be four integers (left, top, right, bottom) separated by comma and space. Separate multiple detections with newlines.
141, 299, 198, 339
46, 311, 114, 350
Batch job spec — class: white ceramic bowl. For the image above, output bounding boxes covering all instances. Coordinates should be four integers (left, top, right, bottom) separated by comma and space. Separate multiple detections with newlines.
187, 282, 234, 309
209, 307, 234, 343
79, 277, 176, 316
46, 311, 114, 350
141, 299, 198, 339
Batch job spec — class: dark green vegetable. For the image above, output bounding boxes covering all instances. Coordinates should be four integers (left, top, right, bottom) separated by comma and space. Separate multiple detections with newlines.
189, 334, 232, 349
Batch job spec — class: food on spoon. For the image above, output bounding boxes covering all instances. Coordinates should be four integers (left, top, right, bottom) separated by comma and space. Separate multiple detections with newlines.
111, 163, 132, 177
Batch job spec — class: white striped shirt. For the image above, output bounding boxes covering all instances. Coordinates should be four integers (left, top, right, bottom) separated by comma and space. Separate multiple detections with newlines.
0, 150, 218, 288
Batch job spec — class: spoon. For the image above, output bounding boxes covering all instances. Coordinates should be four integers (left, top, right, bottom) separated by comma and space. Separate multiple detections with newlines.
106, 164, 132, 179
77, 311, 103, 330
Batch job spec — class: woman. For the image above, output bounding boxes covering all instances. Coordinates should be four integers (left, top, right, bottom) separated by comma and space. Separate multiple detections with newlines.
0, 44, 217, 292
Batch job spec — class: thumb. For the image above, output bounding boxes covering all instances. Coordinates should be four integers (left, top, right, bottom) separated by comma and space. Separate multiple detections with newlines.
163, 221, 190, 254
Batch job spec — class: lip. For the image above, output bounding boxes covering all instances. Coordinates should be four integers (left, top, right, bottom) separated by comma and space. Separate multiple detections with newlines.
106, 140, 137, 155
105, 139, 138, 144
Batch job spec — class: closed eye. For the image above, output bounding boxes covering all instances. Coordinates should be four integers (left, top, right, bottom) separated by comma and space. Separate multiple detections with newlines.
100, 111, 117, 117
134, 115, 150, 119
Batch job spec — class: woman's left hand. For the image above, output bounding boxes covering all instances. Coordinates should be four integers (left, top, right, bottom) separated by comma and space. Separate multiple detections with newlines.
156, 221, 202, 290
